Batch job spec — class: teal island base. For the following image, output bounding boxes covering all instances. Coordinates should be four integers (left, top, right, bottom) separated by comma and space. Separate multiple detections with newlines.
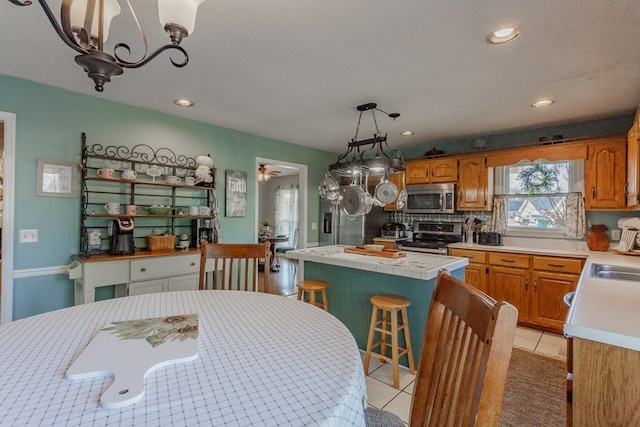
304, 261, 465, 366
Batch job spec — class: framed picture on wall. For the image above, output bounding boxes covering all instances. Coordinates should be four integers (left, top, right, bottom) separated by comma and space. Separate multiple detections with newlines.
36, 158, 78, 198
225, 170, 247, 217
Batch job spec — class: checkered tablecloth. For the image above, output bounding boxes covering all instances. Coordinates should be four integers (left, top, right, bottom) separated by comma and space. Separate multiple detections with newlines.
0, 291, 366, 426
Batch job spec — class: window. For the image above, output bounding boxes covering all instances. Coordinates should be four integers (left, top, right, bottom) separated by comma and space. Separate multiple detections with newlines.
495, 159, 583, 237
273, 184, 299, 246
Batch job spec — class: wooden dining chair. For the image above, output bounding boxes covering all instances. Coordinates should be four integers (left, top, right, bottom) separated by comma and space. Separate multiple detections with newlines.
198, 242, 270, 291
365, 269, 518, 427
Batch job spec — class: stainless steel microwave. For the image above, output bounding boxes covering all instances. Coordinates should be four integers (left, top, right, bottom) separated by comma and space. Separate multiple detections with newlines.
405, 183, 455, 214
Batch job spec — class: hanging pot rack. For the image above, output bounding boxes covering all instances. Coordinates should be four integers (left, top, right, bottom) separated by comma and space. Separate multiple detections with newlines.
328, 103, 405, 177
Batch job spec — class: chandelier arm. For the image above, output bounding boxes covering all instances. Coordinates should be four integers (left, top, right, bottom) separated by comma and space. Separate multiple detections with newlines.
12, 0, 85, 54
115, 43, 189, 68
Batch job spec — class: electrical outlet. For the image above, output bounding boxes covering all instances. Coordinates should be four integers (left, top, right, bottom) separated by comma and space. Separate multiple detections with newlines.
311, 222, 317, 230
611, 229, 621, 241
19, 229, 38, 243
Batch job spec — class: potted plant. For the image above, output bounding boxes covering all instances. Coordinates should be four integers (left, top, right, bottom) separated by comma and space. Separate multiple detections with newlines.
261, 219, 271, 236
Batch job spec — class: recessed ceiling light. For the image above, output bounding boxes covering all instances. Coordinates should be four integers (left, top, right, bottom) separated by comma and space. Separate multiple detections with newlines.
401, 131, 415, 136
531, 99, 555, 108
174, 99, 194, 107
486, 27, 520, 44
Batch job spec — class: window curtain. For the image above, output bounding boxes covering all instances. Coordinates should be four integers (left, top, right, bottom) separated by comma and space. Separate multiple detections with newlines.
489, 192, 585, 238
563, 192, 586, 239
273, 184, 299, 247
489, 196, 508, 234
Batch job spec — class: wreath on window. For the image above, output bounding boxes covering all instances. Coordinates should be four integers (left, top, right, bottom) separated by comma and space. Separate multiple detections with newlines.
518, 164, 558, 194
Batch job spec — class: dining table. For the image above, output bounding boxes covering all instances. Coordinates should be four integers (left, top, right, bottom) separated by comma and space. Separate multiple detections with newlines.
0, 291, 366, 426
259, 235, 289, 272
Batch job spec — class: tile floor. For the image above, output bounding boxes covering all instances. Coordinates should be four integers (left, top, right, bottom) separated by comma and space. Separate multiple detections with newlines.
362, 326, 567, 424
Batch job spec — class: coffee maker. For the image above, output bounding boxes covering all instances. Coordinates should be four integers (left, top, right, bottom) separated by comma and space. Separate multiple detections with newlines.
108, 218, 135, 255
192, 218, 215, 248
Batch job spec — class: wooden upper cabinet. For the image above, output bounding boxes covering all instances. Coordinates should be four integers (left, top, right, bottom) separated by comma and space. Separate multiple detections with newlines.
405, 158, 457, 185
627, 112, 640, 208
457, 155, 491, 211
585, 136, 627, 210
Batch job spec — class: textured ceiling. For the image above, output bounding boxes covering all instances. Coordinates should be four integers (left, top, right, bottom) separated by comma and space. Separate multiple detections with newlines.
1, 0, 640, 154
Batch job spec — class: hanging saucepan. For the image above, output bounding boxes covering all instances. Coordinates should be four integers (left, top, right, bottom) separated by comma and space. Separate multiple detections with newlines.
318, 173, 340, 201
362, 173, 374, 214
395, 173, 407, 210
374, 168, 398, 205
342, 185, 366, 219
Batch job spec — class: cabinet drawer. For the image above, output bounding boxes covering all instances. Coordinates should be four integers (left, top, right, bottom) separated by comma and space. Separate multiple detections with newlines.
449, 248, 487, 264
532, 256, 584, 274
130, 254, 200, 281
488, 252, 529, 269
83, 260, 130, 286
128, 278, 168, 296
168, 274, 199, 292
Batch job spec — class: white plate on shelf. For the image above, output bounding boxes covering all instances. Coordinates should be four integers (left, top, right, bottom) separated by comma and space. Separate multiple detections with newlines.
146, 166, 162, 182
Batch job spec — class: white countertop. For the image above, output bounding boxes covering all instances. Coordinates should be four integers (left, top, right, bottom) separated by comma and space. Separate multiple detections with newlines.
451, 239, 640, 352
286, 245, 468, 280
564, 251, 640, 351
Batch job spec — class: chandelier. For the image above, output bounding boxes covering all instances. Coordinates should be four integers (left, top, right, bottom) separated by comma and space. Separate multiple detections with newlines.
8, 0, 205, 92
328, 102, 404, 177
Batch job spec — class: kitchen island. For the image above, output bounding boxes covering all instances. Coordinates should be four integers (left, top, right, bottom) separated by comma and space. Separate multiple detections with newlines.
286, 245, 468, 364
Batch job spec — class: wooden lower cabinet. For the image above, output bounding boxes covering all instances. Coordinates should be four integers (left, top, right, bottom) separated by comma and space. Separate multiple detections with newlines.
572, 338, 640, 425
448, 248, 487, 293
488, 265, 530, 323
531, 271, 578, 330
449, 248, 585, 333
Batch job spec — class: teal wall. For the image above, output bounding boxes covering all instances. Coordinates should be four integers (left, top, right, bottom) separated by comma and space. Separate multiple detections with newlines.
0, 74, 336, 319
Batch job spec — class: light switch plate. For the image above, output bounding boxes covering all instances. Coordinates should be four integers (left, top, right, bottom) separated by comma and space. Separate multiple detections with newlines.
19, 229, 38, 243
611, 229, 621, 241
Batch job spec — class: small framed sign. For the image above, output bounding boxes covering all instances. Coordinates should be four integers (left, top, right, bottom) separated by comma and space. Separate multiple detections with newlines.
225, 170, 247, 217
36, 159, 78, 198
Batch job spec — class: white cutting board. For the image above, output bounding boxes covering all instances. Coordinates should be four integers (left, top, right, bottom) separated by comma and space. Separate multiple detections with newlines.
66, 314, 199, 409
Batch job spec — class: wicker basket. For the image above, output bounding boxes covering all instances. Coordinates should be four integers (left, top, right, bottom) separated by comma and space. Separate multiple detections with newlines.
147, 233, 175, 251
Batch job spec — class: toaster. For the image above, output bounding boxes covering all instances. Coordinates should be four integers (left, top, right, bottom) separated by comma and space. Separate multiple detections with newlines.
479, 232, 503, 246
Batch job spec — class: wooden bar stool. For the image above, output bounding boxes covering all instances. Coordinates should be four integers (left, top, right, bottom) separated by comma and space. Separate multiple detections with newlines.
296, 280, 329, 311
364, 294, 415, 389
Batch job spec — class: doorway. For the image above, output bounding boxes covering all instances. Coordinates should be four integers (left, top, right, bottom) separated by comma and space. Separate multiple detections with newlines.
0, 112, 16, 324
255, 157, 307, 295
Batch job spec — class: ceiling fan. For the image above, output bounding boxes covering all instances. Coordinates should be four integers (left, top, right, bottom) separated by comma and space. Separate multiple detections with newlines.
258, 163, 281, 182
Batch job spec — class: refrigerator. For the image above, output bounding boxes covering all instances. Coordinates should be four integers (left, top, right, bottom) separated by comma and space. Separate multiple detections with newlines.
320, 190, 389, 246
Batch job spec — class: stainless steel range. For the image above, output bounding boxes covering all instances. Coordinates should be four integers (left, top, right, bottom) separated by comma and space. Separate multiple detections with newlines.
398, 221, 463, 254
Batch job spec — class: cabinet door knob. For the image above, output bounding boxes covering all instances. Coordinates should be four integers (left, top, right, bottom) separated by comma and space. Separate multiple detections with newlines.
190, 262, 196, 266
140, 267, 147, 272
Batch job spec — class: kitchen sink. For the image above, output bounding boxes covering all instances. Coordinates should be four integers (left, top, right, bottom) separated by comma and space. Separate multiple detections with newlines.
590, 263, 640, 282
